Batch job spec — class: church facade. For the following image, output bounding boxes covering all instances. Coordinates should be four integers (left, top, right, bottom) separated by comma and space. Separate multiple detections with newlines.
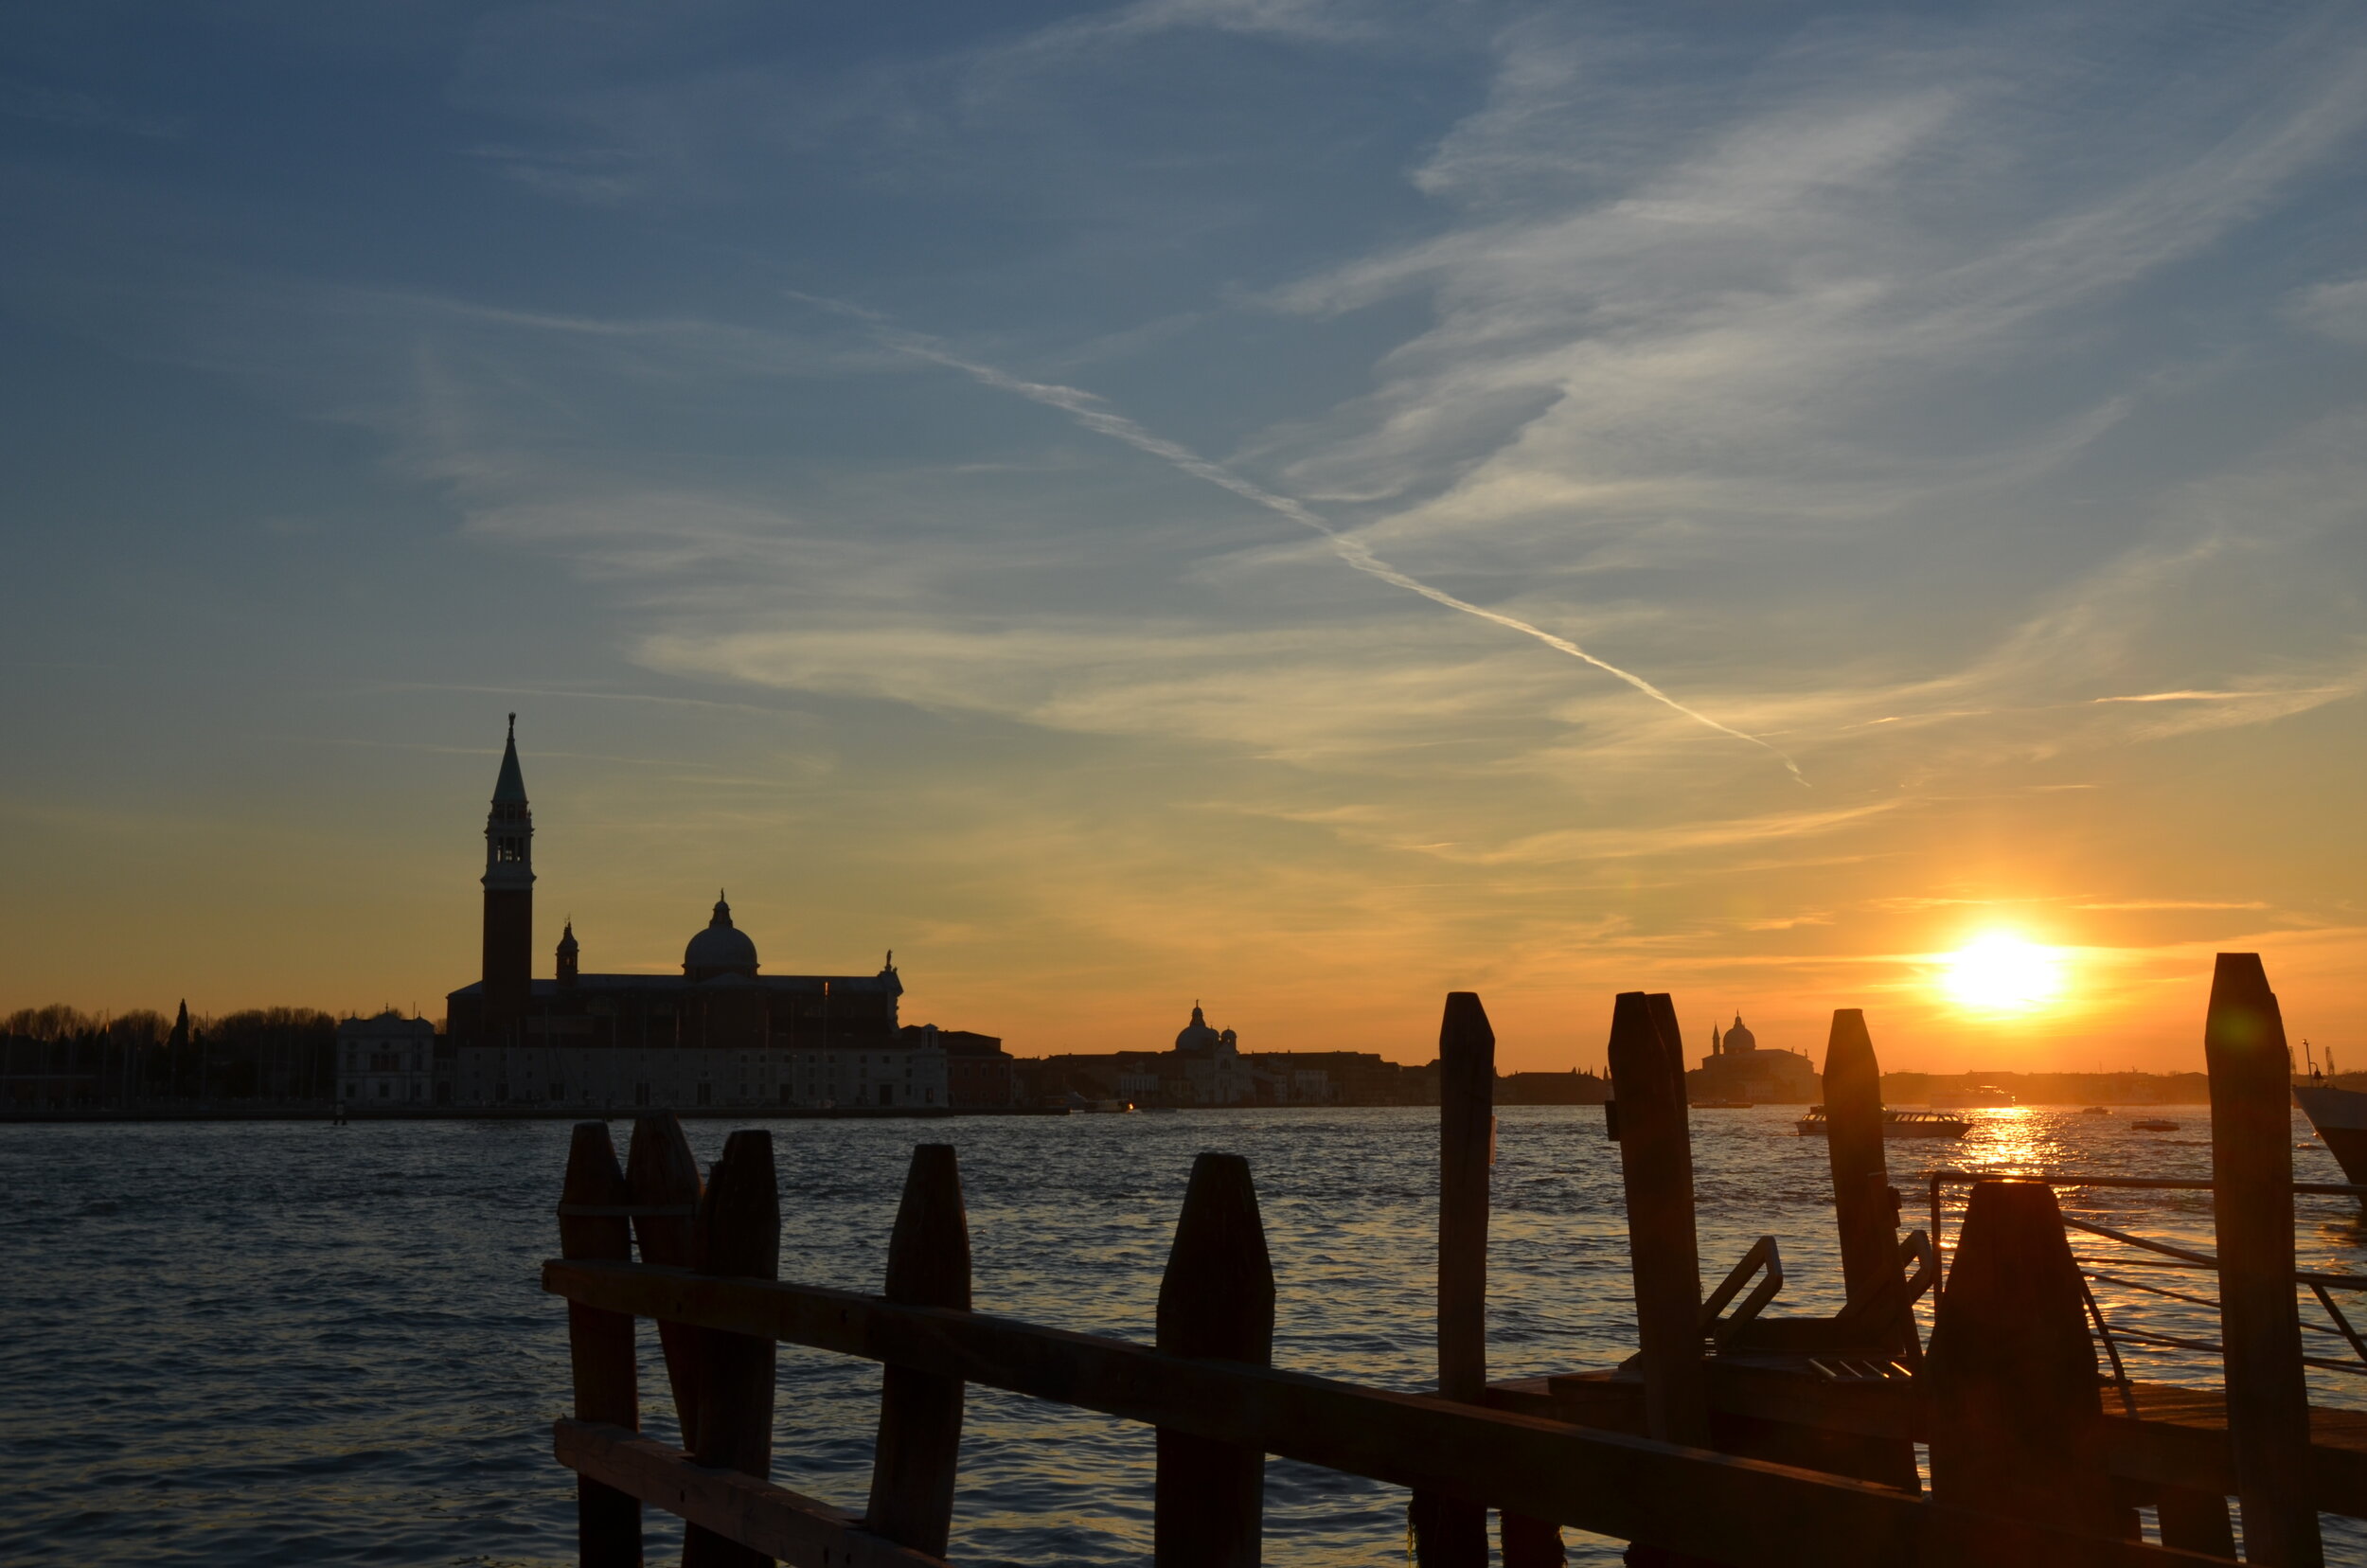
1683, 1013, 1822, 1104
1026, 1004, 1347, 1108
445, 721, 944, 1111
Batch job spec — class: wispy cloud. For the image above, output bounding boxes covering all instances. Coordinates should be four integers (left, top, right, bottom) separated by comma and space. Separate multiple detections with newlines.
828, 308, 1808, 782
13, 2, 2367, 1061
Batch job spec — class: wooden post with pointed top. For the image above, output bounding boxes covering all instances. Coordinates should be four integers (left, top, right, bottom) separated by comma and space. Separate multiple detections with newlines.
1609, 990, 1708, 1449
2206, 953, 2323, 1567
626, 1112, 703, 1445
683, 1130, 779, 1568
1413, 993, 1494, 1567
1822, 1010, 1914, 1363
1926, 1180, 2133, 1542
561, 1121, 643, 1568
865, 1144, 971, 1558
1646, 992, 1691, 1113
1154, 1151, 1273, 1568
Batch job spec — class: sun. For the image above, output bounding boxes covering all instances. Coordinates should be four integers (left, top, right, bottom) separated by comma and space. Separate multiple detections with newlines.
1941, 933, 2067, 1014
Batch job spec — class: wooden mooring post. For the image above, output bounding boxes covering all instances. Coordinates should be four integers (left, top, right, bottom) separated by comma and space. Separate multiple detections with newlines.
1414, 991, 1494, 1567
626, 1112, 704, 1443
684, 1129, 780, 1568
1154, 1150, 1274, 1568
1822, 1010, 1912, 1363
1609, 990, 1708, 1449
1412, 991, 1566, 1564
561, 1121, 643, 1568
2205, 953, 2323, 1567
1926, 1179, 2130, 1541
865, 1144, 971, 1557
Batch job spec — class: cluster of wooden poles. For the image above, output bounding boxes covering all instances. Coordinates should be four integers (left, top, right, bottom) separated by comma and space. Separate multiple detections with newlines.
1464, 953, 2338, 1567
543, 952, 2335, 1566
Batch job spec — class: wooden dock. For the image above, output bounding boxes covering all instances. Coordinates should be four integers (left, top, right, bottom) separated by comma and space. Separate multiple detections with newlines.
540, 953, 2358, 1565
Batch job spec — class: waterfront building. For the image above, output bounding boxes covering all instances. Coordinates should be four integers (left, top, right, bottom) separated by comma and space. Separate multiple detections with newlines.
1022, 1004, 1356, 1107
442, 721, 944, 1111
902, 1025, 1017, 1108
1683, 1012, 1822, 1104
336, 1009, 437, 1108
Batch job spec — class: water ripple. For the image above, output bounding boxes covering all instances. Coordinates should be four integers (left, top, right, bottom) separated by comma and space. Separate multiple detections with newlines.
4, 1107, 2361, 1563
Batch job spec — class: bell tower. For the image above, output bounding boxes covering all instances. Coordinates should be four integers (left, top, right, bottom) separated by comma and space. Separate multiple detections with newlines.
480, 714, 535, 1044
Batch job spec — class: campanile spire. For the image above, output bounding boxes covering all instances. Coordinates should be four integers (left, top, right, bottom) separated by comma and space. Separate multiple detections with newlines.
480, 715, 535, 1043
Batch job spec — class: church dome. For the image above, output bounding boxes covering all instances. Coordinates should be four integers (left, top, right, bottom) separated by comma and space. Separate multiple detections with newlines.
1174, 1004, 1221, 1054
1724, 1013, 1757, 1053
684, 894, 759, 978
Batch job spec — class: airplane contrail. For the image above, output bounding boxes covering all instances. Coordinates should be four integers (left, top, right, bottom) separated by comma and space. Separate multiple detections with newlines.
805, 300, 1805, 784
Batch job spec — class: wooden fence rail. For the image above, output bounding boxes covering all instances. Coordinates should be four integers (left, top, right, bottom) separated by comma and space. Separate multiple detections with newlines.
544, 1125, 2227, 1568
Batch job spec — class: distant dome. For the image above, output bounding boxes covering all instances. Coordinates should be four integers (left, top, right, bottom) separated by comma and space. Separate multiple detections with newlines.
685, 894, 759, 978
1174, 1004, 1222, 1054
1724, 1013, 1757, 1053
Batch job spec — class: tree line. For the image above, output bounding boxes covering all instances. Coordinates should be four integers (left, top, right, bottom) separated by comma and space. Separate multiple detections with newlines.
2, 1002, 358, 1107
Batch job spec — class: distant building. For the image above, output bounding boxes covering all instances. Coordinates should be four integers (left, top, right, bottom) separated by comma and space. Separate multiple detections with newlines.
1497, 1069, 1612, 1105
905, 1025, 1016, 1108
442, 720, 944, 1111
1683, 1013, 1821, 1104
337, 1009, 437, 1109
1020, 1005, 1427, 1108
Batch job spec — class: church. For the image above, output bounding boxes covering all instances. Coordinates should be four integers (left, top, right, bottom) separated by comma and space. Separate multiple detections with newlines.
1683, 1012, 1822, 1104
443, 720, 945, 1111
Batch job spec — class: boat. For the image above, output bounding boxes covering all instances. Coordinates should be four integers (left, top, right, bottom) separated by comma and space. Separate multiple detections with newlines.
2130, 1118, 2180, 1132
1689, 1098, 1755, 1109
2081, 1105, 2110, 1115
1931, 1084, 2018, 1109
2293, 1081, 2367, 1185
1795, 1107, 1969, 1139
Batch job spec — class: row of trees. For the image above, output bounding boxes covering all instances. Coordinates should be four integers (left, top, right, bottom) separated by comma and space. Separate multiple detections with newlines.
1, 1003, 353, 1107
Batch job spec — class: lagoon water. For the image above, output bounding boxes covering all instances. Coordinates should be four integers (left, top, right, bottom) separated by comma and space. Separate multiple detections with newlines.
5, 1105, 2364, 1565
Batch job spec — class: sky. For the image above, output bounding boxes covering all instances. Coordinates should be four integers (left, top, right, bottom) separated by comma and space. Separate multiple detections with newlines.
4, 1, 2365, 1074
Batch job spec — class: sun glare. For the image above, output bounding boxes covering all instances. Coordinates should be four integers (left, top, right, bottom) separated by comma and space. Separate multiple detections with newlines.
1942, 933, 2067, 1014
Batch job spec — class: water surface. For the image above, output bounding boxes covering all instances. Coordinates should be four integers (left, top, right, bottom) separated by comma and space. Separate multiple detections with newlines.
4, 1105, 2360, 1563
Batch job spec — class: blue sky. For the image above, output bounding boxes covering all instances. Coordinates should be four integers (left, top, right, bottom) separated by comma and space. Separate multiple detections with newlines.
6, 2, 2366, 1068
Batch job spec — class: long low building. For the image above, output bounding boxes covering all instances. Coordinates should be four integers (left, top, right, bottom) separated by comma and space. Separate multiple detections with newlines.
1018, 1006, 1444, 1108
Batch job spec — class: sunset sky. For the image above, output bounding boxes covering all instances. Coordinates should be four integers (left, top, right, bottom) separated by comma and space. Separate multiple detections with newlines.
5, 3, 2365, 1073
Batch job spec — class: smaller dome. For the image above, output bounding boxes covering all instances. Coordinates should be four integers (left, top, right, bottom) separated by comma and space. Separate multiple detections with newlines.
685, 893, 759, 977
1174, 1003, 1222, 1054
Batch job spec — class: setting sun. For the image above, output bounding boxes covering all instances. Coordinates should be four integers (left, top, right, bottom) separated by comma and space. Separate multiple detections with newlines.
1941, 933, 2068, 1014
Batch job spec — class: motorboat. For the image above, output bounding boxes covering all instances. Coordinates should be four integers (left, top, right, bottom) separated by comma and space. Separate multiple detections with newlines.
2129, 1118, 2180, 1132
2293, 1080, 2367, 1185
1796, 1107, 1969, 1139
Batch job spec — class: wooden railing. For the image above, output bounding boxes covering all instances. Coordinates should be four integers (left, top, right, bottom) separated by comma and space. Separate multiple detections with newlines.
544, 1114, 2225, 1566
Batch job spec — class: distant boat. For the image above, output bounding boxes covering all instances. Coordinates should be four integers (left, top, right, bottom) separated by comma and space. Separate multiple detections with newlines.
1931, 1084, 2018, 1109
2293, 1082, 2367, 1185
1689, 1098, 1754, 1109
2130, 1118, 2180, 1132
1796, 1107, 1969, 1139
2081, 1105, 2110, 1115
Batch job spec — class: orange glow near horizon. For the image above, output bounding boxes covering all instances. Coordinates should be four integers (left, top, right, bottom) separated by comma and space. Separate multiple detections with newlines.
1940, 933, 2069, 1016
